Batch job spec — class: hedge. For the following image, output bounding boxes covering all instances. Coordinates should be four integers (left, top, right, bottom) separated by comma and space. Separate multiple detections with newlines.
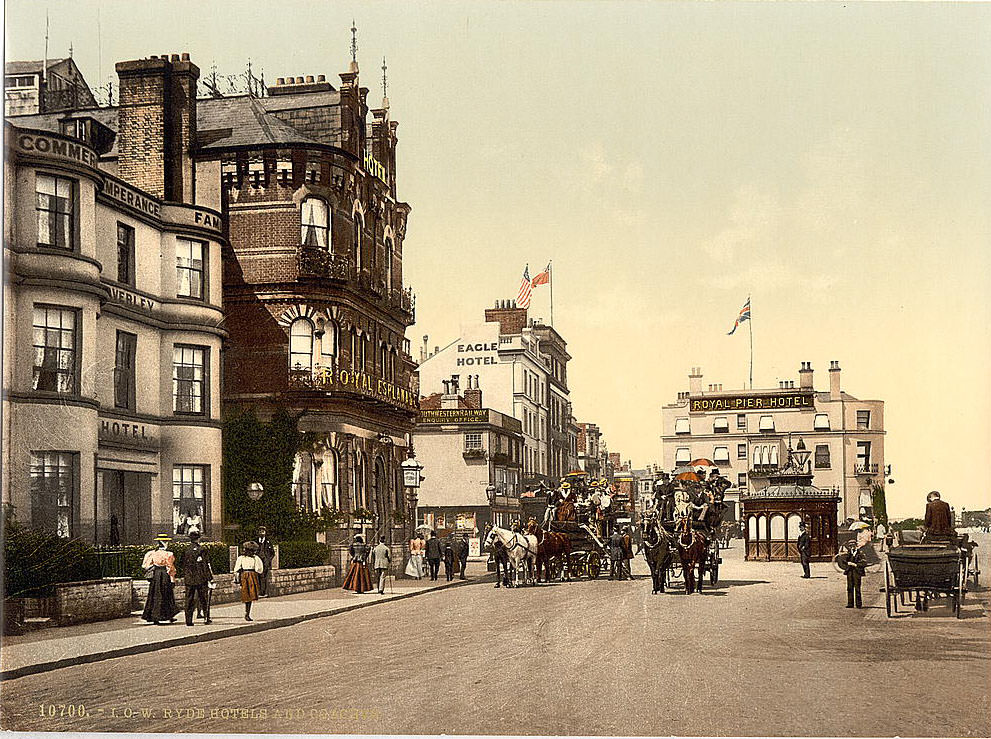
278, 541, 332, 569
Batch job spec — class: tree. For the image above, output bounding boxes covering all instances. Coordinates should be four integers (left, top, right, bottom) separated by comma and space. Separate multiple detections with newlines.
870, 482, 889, 526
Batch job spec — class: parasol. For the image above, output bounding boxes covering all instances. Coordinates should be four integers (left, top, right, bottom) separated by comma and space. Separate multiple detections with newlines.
675, 471, 700, 482
689, 458, 716, 468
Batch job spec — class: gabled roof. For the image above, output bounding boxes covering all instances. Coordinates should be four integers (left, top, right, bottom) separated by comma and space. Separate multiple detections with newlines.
197, 95, 326, 150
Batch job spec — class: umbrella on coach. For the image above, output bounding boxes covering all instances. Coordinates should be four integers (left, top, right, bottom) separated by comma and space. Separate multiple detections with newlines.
689, 458, 716, 468
675, 471, 701, 482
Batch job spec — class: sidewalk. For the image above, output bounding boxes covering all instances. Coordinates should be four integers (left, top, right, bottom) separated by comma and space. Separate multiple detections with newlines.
1, 562, 490, 681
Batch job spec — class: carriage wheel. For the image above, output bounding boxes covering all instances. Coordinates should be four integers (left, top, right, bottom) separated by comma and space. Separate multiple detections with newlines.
587, 552, 602, 579
884, 561, 894, 618
547, 555, 563, 582
569, 553, 587, 578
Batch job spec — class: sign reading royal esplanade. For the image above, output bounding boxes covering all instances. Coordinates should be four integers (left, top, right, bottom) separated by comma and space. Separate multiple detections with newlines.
690, 392, 815, 413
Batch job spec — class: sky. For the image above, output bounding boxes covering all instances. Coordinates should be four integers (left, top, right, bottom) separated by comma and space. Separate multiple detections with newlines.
5, 0, 990, 518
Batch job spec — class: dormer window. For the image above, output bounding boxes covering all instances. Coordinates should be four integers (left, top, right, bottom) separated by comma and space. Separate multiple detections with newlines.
301, 197, 329, 248
60, 118, 87, 141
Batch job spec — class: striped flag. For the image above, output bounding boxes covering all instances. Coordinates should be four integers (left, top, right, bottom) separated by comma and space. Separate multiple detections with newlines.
517, 265, 533, 308
531, 262, 551, 287
727, 297, 751, 335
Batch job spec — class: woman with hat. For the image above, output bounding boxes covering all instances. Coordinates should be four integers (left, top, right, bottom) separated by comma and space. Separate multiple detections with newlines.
233, 541, 265, 621
141, 534, 179, 625
342, 534, 373, 594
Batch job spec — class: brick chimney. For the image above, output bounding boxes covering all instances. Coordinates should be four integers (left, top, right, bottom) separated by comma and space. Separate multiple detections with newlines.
689, 366, 703, 395
116, 53, 199, 202
464, 375, 483, 409
799, 361, 814, 390
829, 360, 841, 400
484, 299, 528, 335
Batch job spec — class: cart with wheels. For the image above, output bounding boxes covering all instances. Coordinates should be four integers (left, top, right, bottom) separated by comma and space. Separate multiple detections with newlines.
883, 542, 966, 619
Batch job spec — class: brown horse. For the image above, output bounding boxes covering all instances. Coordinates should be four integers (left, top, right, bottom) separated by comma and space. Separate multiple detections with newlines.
676, 529, 708, 594
526, 521, 573, 582
641, 520, 676, 594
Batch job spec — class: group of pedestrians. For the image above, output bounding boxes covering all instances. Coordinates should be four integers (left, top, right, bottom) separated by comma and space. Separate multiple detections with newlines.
406, 531, 469, 582
141, 525, 275, 626
341, 535, 394, 595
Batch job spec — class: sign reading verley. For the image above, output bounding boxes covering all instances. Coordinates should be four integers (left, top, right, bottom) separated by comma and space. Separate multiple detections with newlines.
690, 392, 815, 413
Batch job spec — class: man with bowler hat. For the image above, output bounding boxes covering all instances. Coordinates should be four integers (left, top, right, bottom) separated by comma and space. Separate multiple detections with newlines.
797, 520, 812, 578
255, 526, 276, 597
179, 530, 213, 625
836, 540, 867, 608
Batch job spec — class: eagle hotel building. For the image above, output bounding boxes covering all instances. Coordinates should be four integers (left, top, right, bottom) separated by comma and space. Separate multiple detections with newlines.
660, 362, 885, 522
3, 54, 225, 543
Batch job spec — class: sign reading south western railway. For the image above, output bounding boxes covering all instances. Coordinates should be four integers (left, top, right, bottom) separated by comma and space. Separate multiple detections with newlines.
418, 409, 489, 424
689, 392, 815, 413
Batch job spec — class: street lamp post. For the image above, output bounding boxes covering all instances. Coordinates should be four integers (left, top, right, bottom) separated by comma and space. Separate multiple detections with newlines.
401, 455, 424, 542
485, 483, 497, 530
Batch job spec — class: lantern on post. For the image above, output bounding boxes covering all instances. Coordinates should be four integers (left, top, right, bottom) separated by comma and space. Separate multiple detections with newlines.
401, 455, 424, 540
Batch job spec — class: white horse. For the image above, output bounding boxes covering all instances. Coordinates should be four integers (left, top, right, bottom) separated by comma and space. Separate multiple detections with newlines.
484, 526, 538, 587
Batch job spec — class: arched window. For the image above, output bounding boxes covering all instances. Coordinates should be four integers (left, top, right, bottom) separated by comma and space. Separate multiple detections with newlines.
374, 456, 386, 519
300, 197, 329, 248
787, 513, 804, 541
770, 515, 785, 539
380, 344, 389, 379
289, 319, 314, 372
748, 516, 758, 540
352, 451, 366, 511
320, 321, 339, 367
292, 452, 314, 510
319, 448, 339, 510
353, 213, 363, 269
384, 238, 394, 291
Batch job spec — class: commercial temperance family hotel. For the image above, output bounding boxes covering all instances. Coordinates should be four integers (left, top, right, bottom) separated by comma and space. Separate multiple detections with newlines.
3, 51, 417, 547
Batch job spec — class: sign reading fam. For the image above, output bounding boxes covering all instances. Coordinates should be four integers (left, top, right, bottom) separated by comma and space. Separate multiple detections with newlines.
690, 392, 815, 413
456, 342, 498, 367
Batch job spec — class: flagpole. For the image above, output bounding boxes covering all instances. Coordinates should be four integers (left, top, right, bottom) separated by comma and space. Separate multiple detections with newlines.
549, 261, 554, 327
748, 301, 754, 390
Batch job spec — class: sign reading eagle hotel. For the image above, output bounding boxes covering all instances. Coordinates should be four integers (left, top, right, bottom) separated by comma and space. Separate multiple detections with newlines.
689, 392, 815, 413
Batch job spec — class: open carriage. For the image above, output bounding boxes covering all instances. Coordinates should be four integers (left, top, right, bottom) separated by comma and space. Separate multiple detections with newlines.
883, 531, 971, 618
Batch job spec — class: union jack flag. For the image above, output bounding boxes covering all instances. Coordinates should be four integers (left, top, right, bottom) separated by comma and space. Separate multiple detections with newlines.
517, 265, 532, 308
727, 297, 751, 335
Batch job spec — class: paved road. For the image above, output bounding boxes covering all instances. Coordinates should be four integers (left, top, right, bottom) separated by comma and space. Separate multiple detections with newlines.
2, 539, 989, 736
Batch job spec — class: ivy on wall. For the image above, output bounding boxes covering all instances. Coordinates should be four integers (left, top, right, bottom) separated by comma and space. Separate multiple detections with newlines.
222, 408, 316, 542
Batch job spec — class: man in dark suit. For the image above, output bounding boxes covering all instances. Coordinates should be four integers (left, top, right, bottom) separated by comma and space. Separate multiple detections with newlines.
179, 530, 213, 625
454, 533, 470, 580
836, 541, 867, 608
797, 520, 812, 578
924, 491, 955, 538
442, 537, 455, 581
255, 526, 276, 597
425, 531, 443, 581
609, 530, 626, 580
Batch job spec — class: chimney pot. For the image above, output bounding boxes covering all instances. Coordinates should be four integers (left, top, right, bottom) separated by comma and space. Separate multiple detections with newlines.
296, 76, 304, 84
171, 54, 180, 62
181, 53, 190, 61
276, 77, 285, 85
317, 74, 326, 82
306, 75, 315, 83
150, 55, 158, 59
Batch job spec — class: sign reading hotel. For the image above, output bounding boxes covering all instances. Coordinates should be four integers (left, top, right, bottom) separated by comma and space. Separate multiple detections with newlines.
456, 342, 498, 367
419, 409, 489, 424
689, 392, 815, 414
99, 418, 158, 449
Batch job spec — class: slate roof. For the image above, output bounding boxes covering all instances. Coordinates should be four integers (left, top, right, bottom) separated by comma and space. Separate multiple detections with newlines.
196, 95, 328, 150
5, 59, 67, 75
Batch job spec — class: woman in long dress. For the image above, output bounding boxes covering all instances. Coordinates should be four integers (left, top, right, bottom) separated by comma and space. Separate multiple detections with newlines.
233, 541, 265, 621
342, 535, 373, 593
141, 534, 179, 625
405, 533, 425, 579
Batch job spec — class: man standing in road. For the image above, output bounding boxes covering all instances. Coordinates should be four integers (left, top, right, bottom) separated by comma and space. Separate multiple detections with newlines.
455, 533, 470, 580
371, 536, 392, 594
425, 531, 443, 581
255, 526, 276, 597
797, 520, 812, 578
609, 529, 626, 580
179, 530, 213, 625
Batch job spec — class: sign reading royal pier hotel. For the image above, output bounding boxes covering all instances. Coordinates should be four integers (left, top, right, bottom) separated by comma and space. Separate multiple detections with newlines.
690, 392, 815, 414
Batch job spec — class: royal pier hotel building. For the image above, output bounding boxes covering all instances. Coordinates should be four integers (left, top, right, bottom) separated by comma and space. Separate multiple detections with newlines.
660, 362, 885, 522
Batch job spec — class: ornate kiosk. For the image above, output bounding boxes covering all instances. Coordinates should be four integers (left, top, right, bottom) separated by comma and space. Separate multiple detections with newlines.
741, 439, 839, 562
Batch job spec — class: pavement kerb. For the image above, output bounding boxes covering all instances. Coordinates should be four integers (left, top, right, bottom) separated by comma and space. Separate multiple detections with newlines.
0, 573, 491, 682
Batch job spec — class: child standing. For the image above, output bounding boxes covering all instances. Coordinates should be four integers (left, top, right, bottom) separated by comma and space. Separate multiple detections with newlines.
837, 540, 867, 608
233, 541, 265, 621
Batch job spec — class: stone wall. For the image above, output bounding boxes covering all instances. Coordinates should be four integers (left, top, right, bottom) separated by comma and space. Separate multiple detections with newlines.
51, 578, 133, 626
132, 565, 339, 611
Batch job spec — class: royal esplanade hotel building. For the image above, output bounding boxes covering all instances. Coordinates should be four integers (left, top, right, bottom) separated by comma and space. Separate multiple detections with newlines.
3, 55, 225, 544
660, 362, 885, 523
